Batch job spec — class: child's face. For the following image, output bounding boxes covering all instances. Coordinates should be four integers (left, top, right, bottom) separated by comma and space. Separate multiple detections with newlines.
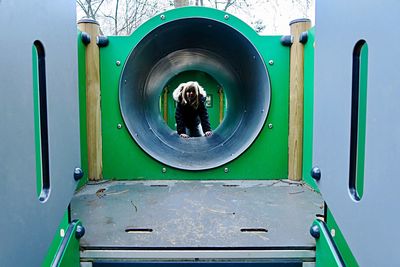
185, 87, 196, 100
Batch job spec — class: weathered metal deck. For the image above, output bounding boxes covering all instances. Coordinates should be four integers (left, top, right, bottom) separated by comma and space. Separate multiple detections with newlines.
71, 180, 322, 251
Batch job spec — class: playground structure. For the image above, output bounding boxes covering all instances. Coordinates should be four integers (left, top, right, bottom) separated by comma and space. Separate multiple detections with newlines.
1, 1, 400, 267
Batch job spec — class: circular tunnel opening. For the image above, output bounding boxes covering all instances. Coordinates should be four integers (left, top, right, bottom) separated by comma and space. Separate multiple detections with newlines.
120, 17, 271, 170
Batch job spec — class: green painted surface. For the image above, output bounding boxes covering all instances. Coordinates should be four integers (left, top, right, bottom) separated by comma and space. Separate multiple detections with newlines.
302, 27, 318, 191
41, 211, 69, 267
355, 43, 368, 199
32, 44, 43, 197
312, 219, 344, 267
77, 31, 89, 189
57, 221, 81, 267
99, 7, 289, 180
161, 70, 226, 131
42, 212, 81, 267
326, 208, 359, 267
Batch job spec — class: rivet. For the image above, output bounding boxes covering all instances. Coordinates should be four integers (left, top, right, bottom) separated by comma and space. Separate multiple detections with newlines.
117, 123, 122, 129
116, 60, 121, 66
268, 123, 273, 129
162, 167, 167, 173
269, 60, 274, 65
224, 167, 229, 173
160, 14, 166, 20
224, 14, 229, 20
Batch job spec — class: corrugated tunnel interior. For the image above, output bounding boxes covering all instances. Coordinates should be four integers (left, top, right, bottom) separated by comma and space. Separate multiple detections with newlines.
119, 18, 271, 170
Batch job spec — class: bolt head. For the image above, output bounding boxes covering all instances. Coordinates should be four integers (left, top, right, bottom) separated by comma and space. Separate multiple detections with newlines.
160, 14, 166, 20
162, 167, 167, 173
311, 166, 321, 181
224, 167, 229, 173
310, 224, 320, 239
269, 60, 274, 65
268, 123, 273, 129
116, 61, 121, 66
74, 168, 84, 181
75, 225, 85, 239
117, 123, 122, 129
224, 14, 229, 20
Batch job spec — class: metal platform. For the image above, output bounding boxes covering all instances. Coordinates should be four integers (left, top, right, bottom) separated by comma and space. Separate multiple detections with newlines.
71, 180, 322, 252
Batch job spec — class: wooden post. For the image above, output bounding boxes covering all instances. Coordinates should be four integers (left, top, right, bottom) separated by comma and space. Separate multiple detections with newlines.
218, 87, 224, 123
163, 88, 169, 123
288, 18, 311, 181
77, 18, 103, 181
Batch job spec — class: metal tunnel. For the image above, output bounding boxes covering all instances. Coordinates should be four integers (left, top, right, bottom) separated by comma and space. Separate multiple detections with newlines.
119, 17, 271, 170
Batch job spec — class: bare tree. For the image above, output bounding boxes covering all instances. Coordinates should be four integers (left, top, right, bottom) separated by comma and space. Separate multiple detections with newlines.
252, 19, 266, 33
76, 0, 313, 36
174, 0, 189, 7
194, 0, 204, 6
77, 0, 106, 19
102, 0, 161, 35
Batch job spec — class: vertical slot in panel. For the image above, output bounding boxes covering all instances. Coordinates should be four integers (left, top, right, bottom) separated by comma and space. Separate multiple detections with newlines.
349, 40, 368, 201
33, 40, 50, 202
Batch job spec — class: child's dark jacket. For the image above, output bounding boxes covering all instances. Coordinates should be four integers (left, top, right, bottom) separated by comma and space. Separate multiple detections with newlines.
173, 87, 211, 135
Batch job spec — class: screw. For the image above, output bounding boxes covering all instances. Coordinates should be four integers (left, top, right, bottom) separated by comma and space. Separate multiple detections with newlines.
160, 14, 165, 20
268, 123, 273, 129
269, 60, 274, 65
162, 167, 167, 173
224, 168, 229, 173
117, 123, 122, 129
224, 14, 229, 20
74, 168, 84, 181
116, 61, 121, 66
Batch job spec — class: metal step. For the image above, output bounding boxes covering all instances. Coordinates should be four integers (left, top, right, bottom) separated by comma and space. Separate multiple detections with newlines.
81, 248, 315, 266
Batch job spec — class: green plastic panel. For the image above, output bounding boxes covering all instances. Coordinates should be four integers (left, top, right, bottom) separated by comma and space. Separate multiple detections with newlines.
98, 7, 289, 180
77, 31, 89, 189
312, 219, 344, 267
41, 211, 74, 267
302, 27, 318, 191
57, 221, 81, 267
32, 44, 42, 197
355, 42, 368, 199
326, 208, 359, 267
42, 211, 81, 267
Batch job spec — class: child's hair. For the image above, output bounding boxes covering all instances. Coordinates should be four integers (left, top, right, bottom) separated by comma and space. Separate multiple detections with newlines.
173, 81, 206, 109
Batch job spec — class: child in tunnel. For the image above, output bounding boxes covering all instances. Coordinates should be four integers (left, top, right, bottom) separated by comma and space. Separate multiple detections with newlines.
173, 81, 213, 138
